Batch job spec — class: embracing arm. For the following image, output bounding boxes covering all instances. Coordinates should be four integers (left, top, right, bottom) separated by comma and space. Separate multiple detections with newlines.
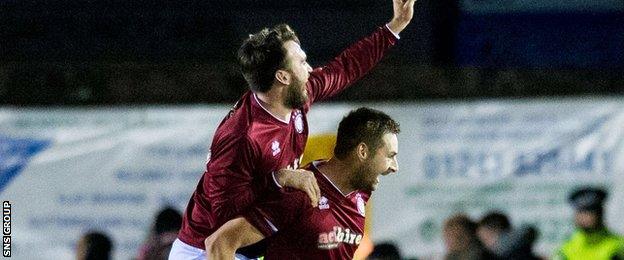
204, 217, 265, 260
273, 168, 320, 207
205, 189, 311, 259
207, 137, 320, 229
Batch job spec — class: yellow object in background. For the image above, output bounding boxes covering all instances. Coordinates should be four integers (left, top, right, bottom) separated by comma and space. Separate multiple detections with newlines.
302, 134, 374, 260
302, 134, 337, 166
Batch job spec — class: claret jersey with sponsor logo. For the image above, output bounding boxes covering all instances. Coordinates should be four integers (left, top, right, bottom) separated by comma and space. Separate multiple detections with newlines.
178, 25, 397, 249
244, 161, 371, 260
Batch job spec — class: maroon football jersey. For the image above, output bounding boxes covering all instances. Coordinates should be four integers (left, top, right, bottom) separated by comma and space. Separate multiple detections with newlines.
244, 161, 370, 260
178, 25, 397, 249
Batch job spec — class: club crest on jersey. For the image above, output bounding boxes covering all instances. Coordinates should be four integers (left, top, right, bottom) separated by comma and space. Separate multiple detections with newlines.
317, 226, 363, 250
293, 110, 304, 134
356, 194, 366, 217
319, 196, 329, 210
271, 140, 281, 156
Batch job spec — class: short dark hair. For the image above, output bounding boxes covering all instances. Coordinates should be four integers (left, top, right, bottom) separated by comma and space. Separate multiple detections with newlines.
154, 207, 182, 234
478, 211, 511, 232
444, 214, 477, 234
334, 107, 400, 160
369, 242, 402, 260
237, 24, 300, 93
82, 231, 113, 260
568, 187, 608, 212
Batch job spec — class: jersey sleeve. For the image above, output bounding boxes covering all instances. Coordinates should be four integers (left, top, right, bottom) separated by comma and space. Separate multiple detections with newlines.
204, 134, 261, 226
242, 189, 310, 237
305, 25, 398, 109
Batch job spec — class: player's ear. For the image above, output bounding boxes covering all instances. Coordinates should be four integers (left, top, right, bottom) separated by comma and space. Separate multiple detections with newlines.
275, 69, 291, 85
356, 142, 368, 161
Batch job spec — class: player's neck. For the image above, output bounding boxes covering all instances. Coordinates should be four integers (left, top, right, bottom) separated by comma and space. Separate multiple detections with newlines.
318, 158, 356, 195
255, 90, 291, 121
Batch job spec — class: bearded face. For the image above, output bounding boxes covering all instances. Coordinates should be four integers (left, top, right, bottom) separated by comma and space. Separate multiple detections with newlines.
283, 76, 308, 108
349, 134, 399, 192
281, 40, 311, 109
350, 158, 378, 192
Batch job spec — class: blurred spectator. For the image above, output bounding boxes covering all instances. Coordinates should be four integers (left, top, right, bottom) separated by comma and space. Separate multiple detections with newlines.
476, 211, 511, 252
493, 225, 540, 260
368, 242, 402, 260
136, 207, 182, 260
443, 214, 495, 260
554, 187, 624, 260
477, 211, 540, 260
76, 231, 113, 260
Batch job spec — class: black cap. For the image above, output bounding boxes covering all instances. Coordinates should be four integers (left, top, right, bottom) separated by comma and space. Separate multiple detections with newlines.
568, 187, 608, 211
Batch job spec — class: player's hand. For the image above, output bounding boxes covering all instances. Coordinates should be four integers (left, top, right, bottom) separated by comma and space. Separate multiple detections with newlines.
276, 169, 321, 207
387, 0, 417, 34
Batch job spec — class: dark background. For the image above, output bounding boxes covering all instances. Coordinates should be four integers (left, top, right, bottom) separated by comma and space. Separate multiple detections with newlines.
1, 0, 623, 105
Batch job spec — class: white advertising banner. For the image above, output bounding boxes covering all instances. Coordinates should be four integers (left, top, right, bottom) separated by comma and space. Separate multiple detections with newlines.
1, 98, 623, 259
371, 99, 624, 259
0, 105, 350, 260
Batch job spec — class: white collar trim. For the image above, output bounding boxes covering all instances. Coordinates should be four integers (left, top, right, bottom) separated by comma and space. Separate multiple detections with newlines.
312, 161, 355, 197
253, 93, 291, 124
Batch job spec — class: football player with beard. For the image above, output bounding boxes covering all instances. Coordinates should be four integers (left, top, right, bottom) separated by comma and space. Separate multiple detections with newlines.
171, 0, 416, 259
205, 107, 400, 260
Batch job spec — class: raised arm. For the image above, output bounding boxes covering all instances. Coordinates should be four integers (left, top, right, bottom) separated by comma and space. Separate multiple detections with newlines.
387, 0, 417, 35
306, 0, 416, 105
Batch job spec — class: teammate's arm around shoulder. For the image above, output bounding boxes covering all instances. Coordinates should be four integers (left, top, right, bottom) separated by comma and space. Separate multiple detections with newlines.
204, 217, 264, 260
274, 168, 321, 207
